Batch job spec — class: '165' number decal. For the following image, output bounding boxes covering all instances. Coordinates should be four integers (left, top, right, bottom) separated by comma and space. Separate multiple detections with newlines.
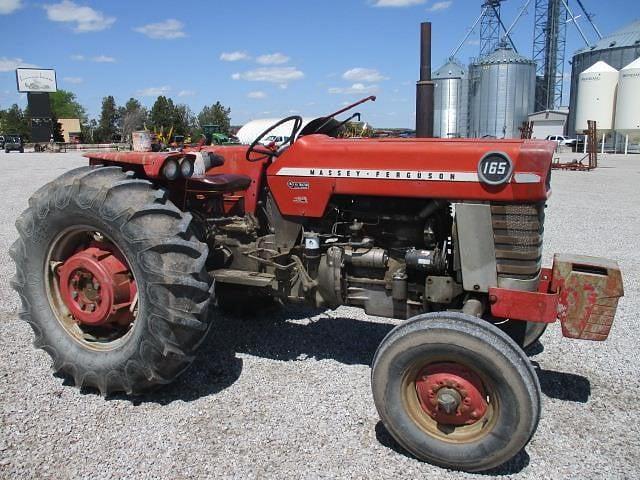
478, 153, 513, 185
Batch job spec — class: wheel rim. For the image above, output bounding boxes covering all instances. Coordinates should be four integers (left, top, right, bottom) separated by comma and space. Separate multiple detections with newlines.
401, 360, 499, 443
45, 227, 138, 350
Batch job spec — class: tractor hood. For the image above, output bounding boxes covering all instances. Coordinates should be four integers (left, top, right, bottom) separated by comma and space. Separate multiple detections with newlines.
267, 134, 555, 218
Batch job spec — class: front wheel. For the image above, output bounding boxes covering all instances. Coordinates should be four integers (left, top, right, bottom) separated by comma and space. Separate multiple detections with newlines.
11, 166, 214, 395
371, 312, 541, 472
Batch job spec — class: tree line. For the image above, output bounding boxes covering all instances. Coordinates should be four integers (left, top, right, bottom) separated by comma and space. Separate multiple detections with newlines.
0, 90, 231, 144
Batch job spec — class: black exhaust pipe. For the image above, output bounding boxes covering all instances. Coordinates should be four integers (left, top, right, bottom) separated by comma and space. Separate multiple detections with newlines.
416, 22, 434, 138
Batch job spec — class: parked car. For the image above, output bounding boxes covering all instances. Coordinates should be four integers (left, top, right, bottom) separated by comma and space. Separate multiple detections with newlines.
0, 135, 5, 149
260, 135, 290, 147
4, 135, 24, 153
546, 135, 577, 147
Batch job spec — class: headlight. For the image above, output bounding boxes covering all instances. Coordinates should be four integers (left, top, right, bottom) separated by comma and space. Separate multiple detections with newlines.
180, 158, 194, 178
162, 159, 180, 180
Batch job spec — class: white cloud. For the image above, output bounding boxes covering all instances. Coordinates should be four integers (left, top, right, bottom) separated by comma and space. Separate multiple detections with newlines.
71, 54, 116, 63
92, 55, 115, 63
220, 51, 250, 62
44, 1, 115, 33
328, 83, 379, 95
232, 67, 304, 86
0, 57, 37, 72
428, 1, 452, 12
136, 86, 171, 97
247, 91, 267, 99
0, 0, 23, 15
178, 89, 195, 97
134, 19, 185, 40
256, 53, 290, 65
63, 76, 83, 84
343, 68, 388, 82
372, 0, 426, 6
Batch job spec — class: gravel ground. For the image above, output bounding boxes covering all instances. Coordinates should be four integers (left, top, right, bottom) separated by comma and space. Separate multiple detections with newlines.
0, 151, 638, 479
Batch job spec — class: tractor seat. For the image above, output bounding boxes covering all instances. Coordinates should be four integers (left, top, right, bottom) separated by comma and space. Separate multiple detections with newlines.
186, 174, 252, 193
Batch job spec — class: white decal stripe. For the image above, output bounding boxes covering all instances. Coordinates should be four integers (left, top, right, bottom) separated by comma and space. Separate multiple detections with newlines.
275, 167, 542, 184
276, 167, 478, 182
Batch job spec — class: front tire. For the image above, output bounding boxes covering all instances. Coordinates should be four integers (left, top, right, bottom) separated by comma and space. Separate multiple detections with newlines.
371, 312, 541, 472
11, 166, 214, 395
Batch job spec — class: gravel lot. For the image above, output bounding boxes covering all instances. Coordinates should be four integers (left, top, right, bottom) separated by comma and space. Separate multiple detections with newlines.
1, 151, 639, 479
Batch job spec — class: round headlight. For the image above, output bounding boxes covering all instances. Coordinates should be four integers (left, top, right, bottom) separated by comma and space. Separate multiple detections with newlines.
162, 159, 180, 180
180, 158, 194, 178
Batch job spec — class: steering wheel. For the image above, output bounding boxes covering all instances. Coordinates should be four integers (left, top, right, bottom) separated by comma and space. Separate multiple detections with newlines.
246, 115, 303, 162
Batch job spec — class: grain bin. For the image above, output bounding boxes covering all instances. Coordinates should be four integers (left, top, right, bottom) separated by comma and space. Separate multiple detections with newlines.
468, 46, 536, 139
567, 20, 640, 135
615, 57, 640, 132
574, 61, 618, 132
433, 59, 468, 138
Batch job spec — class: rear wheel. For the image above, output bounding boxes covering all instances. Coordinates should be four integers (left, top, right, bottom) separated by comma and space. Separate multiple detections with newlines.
11, 166, 214, 395
371, 312, 540, 472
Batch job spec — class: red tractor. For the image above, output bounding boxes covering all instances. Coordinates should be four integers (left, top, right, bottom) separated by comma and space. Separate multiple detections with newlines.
11, 97, 623, 472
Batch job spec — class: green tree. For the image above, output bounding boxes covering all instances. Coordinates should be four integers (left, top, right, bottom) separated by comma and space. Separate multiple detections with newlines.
172, 104, 195, 136
96, 95, 119, 142
118, 98, 147, 142
149, 96, 175, 130
49, 90, 87, 121
197, 102, 231, 134
1, 104, 30, 140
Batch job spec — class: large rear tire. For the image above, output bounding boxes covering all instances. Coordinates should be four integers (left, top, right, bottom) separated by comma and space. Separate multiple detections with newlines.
11, 166, 214, 395
371, 312, 541, 472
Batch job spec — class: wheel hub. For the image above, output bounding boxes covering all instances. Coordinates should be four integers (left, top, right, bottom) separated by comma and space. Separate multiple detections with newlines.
57, 245, 137, 326
415, 362, 488, 426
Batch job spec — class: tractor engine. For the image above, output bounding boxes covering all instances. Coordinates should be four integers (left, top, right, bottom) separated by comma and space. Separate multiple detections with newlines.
307, 196, 454, 319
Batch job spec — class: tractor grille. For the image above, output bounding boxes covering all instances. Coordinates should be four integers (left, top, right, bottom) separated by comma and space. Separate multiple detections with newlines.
491, 203, 544, 280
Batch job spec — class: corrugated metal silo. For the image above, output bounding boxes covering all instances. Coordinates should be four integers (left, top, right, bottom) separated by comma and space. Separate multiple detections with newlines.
433, 59, 468, 138
615, 57, 640, 132
568, 20, 640, 135
468, 46, 536, 139
575, 61, 618, 132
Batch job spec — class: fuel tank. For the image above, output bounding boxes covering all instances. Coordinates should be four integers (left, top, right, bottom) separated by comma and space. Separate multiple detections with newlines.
267, 135, 555, 218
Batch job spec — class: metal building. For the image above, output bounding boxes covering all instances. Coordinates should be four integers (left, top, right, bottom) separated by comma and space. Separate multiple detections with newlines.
468, 45, 536, 139
567, 20, 640, 135
433, 59, 469, 138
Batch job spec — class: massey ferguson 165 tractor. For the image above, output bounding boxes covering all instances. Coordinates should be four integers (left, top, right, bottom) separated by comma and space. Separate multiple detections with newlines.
11, 96, 623, 472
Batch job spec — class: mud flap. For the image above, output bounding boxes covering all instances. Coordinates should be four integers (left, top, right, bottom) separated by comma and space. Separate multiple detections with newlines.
551, 254, 624, 341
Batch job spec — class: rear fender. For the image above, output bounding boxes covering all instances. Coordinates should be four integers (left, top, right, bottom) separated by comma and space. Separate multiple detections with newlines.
84, 151, 196, 179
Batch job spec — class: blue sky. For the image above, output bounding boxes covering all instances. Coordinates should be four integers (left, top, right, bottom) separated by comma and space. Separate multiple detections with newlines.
1, 0, 638, 127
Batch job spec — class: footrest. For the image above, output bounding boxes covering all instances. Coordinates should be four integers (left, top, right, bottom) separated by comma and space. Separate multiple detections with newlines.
213, 269, 275, 288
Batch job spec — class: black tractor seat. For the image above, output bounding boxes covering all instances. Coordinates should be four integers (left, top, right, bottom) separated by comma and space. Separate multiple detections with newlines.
185, 174, 252, 193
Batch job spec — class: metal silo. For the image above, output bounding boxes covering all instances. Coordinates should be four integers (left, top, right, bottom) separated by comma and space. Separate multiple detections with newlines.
568, 20, 640, 135
575, 61, 618, 132
615, 57, 640, 132
468, 45, 536, 139
433, 59, 468, 138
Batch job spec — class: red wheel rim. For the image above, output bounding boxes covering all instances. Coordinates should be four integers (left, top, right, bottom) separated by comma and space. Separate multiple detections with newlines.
415, 362, 488, 426
57, 244, 137, 327
45, 228, 139, 349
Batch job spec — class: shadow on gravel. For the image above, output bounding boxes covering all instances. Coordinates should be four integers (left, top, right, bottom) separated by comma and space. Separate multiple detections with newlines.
86, 305, 396, 405
531, 361, 591, 403
374, 421, 530, 475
